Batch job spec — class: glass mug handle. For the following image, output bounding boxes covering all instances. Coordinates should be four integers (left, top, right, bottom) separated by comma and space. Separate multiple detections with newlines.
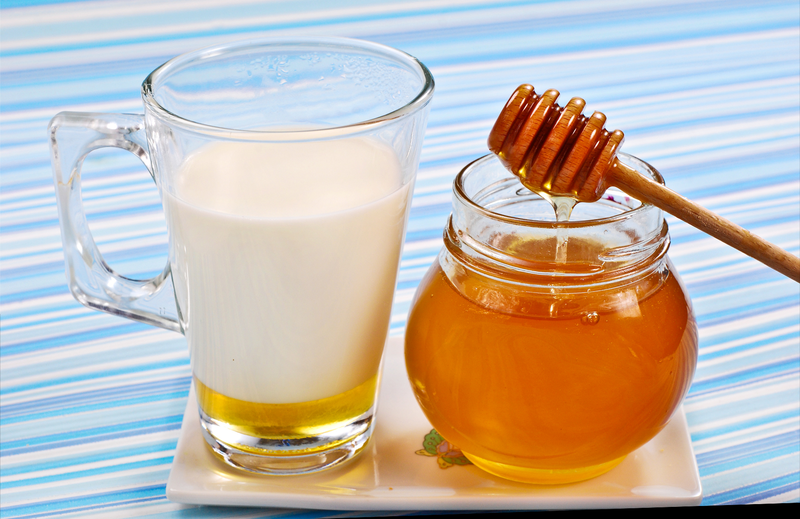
48, 112, 182, 334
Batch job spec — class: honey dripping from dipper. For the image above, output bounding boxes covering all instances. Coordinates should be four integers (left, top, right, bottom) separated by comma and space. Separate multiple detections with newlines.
488, 84, 800, 282
488, 85, 623, 263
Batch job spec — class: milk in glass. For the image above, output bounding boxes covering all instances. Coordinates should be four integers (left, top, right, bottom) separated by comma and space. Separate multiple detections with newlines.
162, 137, 410, 433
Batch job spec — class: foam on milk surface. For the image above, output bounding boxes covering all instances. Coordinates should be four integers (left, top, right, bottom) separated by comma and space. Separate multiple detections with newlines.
163, 138, 409, 404
175, 138, 401, 217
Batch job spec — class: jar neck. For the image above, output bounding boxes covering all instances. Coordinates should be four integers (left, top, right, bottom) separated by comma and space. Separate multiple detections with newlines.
440, 153, 672, 318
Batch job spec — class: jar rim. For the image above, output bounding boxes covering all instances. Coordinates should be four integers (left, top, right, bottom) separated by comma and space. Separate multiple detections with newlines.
453, 152, 665, 228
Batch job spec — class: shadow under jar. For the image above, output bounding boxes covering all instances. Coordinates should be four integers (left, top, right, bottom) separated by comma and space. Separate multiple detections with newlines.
405, 153, 698, 485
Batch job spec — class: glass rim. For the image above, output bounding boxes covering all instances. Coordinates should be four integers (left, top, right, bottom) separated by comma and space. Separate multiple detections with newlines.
453, 152, 665, 229
140, 36, 435, 139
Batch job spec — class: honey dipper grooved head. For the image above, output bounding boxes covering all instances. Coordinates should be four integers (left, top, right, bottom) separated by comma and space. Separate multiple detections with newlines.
488, 84, 625, 202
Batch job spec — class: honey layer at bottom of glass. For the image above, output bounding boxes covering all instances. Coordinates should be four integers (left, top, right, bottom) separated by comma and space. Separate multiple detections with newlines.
195, 374, 377, 453
405, 260, 697, 482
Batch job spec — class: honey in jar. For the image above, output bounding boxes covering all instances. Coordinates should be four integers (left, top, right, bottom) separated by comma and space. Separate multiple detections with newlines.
405, 153, 698, 484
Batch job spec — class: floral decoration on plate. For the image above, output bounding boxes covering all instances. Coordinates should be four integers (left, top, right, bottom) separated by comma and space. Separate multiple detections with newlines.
415, 429, 472, 469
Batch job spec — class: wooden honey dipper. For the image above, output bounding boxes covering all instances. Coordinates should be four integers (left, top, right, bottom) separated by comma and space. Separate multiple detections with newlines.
488, 84, 800, 283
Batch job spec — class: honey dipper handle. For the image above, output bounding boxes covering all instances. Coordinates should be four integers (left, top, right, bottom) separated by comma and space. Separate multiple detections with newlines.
609, 160, 800, 283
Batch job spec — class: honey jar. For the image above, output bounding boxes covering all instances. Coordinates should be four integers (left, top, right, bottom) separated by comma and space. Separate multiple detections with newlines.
405, 152, 698, 484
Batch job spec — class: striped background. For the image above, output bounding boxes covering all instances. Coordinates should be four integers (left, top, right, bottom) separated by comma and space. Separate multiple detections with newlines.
1, 0, 798, 516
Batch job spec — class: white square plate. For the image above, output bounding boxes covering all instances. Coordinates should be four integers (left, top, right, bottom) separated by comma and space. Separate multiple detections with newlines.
167, 337, 702, 510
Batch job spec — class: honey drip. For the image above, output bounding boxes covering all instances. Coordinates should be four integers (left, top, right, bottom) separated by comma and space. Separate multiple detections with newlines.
488, 85, 613, 263
540, 193, 576, 263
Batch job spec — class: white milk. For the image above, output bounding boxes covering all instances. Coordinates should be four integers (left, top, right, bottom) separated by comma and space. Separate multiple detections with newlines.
162, 137, 411, 404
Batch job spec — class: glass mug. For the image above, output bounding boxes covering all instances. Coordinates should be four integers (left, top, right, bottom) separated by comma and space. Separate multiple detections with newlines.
405, 153, 698, 484
49, 38, 434, 475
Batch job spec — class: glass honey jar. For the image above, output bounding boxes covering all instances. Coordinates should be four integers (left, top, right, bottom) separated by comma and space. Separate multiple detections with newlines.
405, 152, 698, 485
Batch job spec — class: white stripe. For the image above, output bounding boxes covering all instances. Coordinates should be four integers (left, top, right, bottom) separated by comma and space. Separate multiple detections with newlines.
55, 501, 197, 519
412, 193, 452, 208
1, 0, 288, 26
698, 307, 800, 339
697, 325, 800, 356
0, 100, 142, 122
0, 449, 176, 484
628, 114, 800, 156
0, 293, 76, 314
691, 417, 799, 454
679, 243, 800, 273
0, 213, 165, 248
0, 428, 181, 465
1, 226, 165, 261
400, 255, 438, 268
688, 403, 799, 434
670, 221, 800, 257
2, 397, 187, 443
684, 379, 800, 412
600, 76, 800, 111
402, 238, 443, 252
1, 366, 190, 407
701, 452, 797, 481
2, 311, 165, 348
0, 0, 702, 50
693, 182, 800, 208
753, 488, 800, 503
0, 307, 90, 329
0, 464, 172, 501
0, 142, 49, 159
408, 182, 453, 196
425, 120, 492, 137
2, 1, 764, 73
681, 258, 796, 282
652, 136, 800, 171
392, 288, 417, 304
2, 348, 187, 391
691, 354, 799, 397
435, 28, 800, 74
1, 328, 177, 369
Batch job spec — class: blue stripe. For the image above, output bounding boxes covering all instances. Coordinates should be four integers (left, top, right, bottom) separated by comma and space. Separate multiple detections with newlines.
702, 472, 800, 505
0, 440, 178, 477
0, 377, 191, 418
0, 390, 189, 426
0, 322, 151, 356
697, 430, 800, 473
9, 496, 169, 519
0, 0, 105, 7
691, 408, 800, 442
2, 1, 794, 60
0, 358, 190, 396
698, 332, 799, 363
0, 0, 535, 57
1, 203, 164, 234
696, 300, 800, 327
0, 419, 183, 456
0, 484, 167, 517
2, 456, 174, 489
723, 482, 800, 504
0, 245, 168, 280
689, 363, 799, 398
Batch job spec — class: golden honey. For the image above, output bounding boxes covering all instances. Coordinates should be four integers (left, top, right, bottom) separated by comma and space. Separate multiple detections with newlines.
195, 374, 377, 454
404, 154, 698, 484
